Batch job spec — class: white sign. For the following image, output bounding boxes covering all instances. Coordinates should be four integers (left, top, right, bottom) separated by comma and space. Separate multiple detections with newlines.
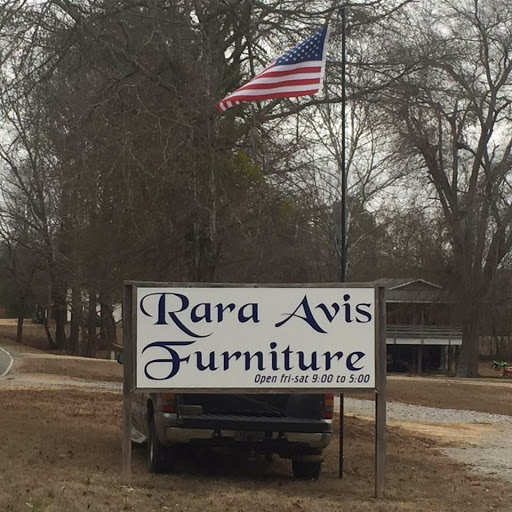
135, 287, 376, 390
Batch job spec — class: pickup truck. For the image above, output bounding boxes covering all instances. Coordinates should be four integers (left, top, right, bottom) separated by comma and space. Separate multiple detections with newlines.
131, 392, 334, 479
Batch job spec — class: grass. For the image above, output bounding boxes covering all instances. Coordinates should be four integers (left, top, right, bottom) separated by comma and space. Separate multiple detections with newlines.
2, 342, 512, 511
350, 375, 512, 416
1, 388, 512, 512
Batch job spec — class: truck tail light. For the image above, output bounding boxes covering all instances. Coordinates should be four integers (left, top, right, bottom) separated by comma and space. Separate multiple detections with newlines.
161, 393, 176, 413
322, 393, 334, 419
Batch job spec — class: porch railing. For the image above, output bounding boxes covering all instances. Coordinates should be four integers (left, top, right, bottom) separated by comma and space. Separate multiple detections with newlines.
387, 325, 462, 341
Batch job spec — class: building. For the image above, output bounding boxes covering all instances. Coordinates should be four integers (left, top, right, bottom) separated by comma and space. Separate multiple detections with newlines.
372, 278, 462, 373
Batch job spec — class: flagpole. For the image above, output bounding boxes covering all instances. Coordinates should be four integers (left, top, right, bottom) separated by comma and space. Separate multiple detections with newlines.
340, 5, 347, 283
338, 4, 347, 481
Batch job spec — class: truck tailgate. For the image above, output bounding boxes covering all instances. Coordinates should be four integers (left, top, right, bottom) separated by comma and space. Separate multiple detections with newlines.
181, 393, 324, 419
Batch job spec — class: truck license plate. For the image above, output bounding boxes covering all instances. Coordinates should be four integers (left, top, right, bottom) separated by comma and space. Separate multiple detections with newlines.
235, 431, 265, 442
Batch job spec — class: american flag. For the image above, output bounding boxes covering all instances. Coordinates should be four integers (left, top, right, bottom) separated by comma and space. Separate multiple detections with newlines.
217, 25, 329, 113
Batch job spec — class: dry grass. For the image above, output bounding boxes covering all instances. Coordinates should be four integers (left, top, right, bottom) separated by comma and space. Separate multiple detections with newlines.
16, 357, 123, 382
0, 319, 121, 356
351, 377, 512, 416
2, 336, 512, 510
1, 389, 512, 512
385, 378, 512, 416
0, 321, 50, 350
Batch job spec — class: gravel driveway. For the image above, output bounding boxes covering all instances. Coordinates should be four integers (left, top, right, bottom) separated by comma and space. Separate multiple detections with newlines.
0, 344, 122, 392
343, 397, 512, 484
343, 397, 512, 425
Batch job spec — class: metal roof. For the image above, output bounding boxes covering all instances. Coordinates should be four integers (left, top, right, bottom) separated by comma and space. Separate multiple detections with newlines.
371, 278, 442, 290
370, 278, 449, 303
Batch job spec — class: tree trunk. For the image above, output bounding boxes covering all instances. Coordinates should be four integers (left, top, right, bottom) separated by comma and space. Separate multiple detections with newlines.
86, 291, 97, 357
456, 304, 481, 377
99, 292, 117, 347
44, 317, 56, 349
45, 285, 57, 349
69, 286, 82, 355
16, 295, 25, 343
52, 289, 67, 350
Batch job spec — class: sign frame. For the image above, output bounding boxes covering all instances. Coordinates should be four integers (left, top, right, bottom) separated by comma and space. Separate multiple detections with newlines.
122, 282, 386, 498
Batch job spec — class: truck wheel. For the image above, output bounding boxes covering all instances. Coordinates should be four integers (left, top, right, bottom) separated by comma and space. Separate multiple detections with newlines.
292, 460, 322, 479
147, 417, 171, 473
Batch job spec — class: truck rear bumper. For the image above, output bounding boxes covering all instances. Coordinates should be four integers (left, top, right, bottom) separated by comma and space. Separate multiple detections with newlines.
163, 413, 332, 451
164, 427, 331, 450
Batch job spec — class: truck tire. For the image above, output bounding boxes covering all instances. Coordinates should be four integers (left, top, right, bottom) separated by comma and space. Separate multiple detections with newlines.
147, 417, 171, 473
292, 460, 322, 479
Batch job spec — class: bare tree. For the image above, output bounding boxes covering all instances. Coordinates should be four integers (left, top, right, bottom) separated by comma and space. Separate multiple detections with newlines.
0, 212, 44, 342
374, 0, 512, 376
0, 0, 417, 356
